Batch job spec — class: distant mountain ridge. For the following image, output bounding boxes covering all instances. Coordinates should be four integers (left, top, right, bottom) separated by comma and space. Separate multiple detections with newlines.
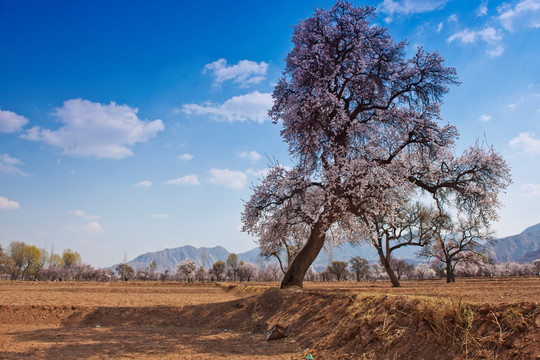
126, 245, 231, 272
486, 223, 540, 263
124, 241, 419, 273
123, 222, 540, 272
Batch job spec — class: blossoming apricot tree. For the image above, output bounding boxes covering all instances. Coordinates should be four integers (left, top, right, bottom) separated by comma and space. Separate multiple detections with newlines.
242, 2, 510, 288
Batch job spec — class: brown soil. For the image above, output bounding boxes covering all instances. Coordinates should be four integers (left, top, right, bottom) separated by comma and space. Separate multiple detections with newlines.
0, 278, 538, 359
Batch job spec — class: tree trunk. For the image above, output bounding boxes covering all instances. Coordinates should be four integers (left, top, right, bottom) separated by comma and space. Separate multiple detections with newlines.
281, 218, 331, 288
377, 250, 401, 287
446, 262, 453, 283
384, 262, 401, 288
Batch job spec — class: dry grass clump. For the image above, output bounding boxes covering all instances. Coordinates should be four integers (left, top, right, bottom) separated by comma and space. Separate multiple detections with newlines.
271, 292, 540, 360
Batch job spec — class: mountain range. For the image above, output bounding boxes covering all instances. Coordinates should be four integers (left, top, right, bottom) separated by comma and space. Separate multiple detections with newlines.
123, 222, 540, 272
485, 223, 540, 263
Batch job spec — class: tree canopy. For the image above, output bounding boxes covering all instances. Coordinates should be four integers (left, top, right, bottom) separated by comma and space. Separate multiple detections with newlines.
242, 1, 510, 288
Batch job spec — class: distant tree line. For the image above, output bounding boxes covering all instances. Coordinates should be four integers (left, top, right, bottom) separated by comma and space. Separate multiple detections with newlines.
319, 257, 539, 283
1, 241, 538, 284
0, 241, 115, 281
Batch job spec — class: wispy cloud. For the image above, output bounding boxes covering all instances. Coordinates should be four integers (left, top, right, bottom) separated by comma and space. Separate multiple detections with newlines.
0, 154, 27, 175
507, 92, 540, 109
0, 196, 20, 210
208, 168, 247, 189
521, 183, 540, 196
204, 58, 268, 87
178, 153, 194, 161
163, 175, 201, 186
437, 22, 444, 32
181, 91, 272, 123
134, 180, 152, 188
239, 150, 261, 163
448, 14, 458, 22
478, 114, 492, 122
68, 209, 100, 220
64, 221, 104, 235
0, 109, 28, 133
447, 27, 504, 56
498, 0, 540, 31
378, 0, 449, 22
476, 1, 488, 17
21, 99, 164, 159
509, 132, 540, 155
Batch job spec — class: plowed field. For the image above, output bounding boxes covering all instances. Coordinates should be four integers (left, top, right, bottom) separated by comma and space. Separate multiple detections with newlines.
0, 278, 538, 359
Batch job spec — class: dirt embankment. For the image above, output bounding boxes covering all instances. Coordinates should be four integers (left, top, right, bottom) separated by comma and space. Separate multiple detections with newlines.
201, 285, 540, 359
0, 281, 539, 359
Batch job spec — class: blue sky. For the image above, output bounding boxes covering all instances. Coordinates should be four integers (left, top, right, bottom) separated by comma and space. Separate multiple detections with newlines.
1, 0, 539, 267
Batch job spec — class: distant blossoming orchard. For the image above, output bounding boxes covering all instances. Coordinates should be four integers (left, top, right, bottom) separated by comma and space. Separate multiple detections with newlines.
242, 2, 510, 289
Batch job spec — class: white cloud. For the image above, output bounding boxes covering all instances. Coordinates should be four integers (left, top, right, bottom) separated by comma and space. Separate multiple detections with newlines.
21, 99, 164, 159
448, 14, 458, 22
68, 209, 100, 220
178, 153, 194, 161
479, 114, 492, 122
0, 196, 19, 210
378, 0, 449, 20
447, 27, 502, 44
149, 213, 169, 219
65, 221, 104, 235
509, 132, 540, 155
498, 0, 540, 31
507, 93, 540, 109
437, 22, 444, 33
239, 150, 261, 163
476, 1, 488, 17
0, 109, 29, 133
447, 27, 504, 56
521, 183, 540, 196
204, 58, 268, 87
134, 180, 152, 188
163, 175, 200, 186
0, 154, 27, 175
181, 91, 273, 123
208, 168, 247, 189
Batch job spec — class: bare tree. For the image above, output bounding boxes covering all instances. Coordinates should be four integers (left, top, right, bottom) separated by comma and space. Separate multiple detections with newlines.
177, 259, 197, 283
390, 258, 415, 280
115, 263, 134, 281
421, 214, 490, 283
237, 263, 257, 282
354, 202, 438, 287
0, 245, 14, 279
349, 256, 370, 281
226, 253, 239, 281
198, 249, 207, 282
326, 261, 349, 281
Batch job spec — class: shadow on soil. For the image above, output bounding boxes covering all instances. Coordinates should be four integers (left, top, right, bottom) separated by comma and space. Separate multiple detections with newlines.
1, 286, 539, 359
0, 291, 301, 359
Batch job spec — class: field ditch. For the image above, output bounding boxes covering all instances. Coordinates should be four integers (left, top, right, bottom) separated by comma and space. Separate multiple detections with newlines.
0, 279, 538, 359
